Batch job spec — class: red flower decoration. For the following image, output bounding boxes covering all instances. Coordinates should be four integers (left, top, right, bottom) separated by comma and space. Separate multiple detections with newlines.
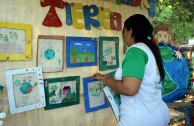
71, 2, 75, 7
85, 5, 89, 10
63, 1, 69, 7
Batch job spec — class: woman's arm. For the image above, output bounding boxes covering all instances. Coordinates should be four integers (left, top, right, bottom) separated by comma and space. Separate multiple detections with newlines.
93, 73, 142, 96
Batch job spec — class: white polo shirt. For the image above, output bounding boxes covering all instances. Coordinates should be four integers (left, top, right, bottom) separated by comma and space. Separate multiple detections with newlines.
116, 43, 170, 126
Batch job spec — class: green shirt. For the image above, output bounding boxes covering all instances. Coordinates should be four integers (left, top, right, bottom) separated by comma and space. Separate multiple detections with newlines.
122, 47, 148, 79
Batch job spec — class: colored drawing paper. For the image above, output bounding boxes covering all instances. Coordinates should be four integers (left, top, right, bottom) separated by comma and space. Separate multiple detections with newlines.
83, 77, 109, 113
44, 76, 80, 110
102, 40, 116, 66
37, 35, 64, 72
5, 67, 45, 114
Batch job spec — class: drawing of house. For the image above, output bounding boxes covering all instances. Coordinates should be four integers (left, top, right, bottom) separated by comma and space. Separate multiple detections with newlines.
85, 56, 89, 62
63, 86, 71, 96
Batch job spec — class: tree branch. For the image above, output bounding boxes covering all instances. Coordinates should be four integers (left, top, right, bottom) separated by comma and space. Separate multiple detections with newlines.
152, 6, 168, 22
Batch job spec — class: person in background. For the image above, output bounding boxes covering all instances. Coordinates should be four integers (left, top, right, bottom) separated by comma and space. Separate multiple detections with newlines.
92, 14, 170, 126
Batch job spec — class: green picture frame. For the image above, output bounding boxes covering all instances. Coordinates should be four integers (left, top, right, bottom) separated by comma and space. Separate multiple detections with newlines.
99, 37, 119, 71
44, 76, 80, 110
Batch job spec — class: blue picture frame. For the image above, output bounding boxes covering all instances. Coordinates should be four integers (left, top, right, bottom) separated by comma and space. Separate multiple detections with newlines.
66, 36, 98, 67
83, 77, 109, 113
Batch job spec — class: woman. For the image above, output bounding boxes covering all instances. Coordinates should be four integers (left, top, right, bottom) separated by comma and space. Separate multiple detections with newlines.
93, 14, 170, 126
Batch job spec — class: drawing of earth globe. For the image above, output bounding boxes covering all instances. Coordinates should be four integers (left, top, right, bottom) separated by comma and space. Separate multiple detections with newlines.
159, 44, 190, 103
20, 82, 33, 94
44, 49, 55, 60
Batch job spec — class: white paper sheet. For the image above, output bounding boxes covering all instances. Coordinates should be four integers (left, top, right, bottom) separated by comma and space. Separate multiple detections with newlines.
103, 86, 120, 122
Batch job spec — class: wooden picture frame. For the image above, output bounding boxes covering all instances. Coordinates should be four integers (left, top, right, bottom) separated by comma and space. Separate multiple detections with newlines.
99, 37, 119, 71
66, 36, 98, 67
44, 76, 80, 110
0, 22, 32, 60
37, 35, 64, 72
83, 77, 109, 113
5, 67, 45, 114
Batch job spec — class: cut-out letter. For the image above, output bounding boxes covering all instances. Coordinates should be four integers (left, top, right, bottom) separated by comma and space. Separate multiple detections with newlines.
110, 12, 122, 31
71, 3, 84, 29
83, 5, 100, 30
98, 7, 111, 30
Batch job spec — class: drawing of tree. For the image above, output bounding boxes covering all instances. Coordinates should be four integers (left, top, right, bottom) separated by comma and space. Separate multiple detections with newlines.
40, 0, 64, 27
49, 85, 58, 97
97, 82, 103, 92
50, 85, 58, 91
71, 46, 78, 62
71, 46, 78, 56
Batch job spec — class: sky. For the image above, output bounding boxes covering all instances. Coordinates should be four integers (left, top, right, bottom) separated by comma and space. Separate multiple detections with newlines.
70, 40, 96, 53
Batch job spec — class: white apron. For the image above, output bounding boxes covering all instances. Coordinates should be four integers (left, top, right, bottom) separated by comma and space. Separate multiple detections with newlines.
114, 43, 170, 126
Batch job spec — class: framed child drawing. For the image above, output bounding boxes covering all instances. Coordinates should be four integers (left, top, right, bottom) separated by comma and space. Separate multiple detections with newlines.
99, 37, 119, 71
5, 67, 45, 114
0, 22, 32, 60
37, 35, 64, 72
66, 36, 98, 67
83, 77, 109, 113
44, 76, 80, 110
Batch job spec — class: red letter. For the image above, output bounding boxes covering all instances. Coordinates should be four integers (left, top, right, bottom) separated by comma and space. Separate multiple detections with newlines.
110, 12, 122, 31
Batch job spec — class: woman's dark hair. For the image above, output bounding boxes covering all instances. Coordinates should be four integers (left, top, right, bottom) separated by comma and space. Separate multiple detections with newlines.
124, 14, 165, 81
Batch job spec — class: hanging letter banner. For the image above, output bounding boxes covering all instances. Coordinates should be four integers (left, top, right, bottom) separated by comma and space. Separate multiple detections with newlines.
40, 0, 155, 30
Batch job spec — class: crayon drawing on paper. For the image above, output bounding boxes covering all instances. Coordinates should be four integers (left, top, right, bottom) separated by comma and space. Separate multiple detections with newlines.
37, 35, 64, 72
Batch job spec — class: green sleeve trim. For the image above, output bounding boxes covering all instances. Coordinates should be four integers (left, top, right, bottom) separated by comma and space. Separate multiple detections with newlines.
122, 47, 148, 79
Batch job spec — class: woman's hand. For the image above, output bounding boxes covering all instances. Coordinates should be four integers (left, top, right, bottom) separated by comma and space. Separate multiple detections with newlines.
92, 73, 104, 80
